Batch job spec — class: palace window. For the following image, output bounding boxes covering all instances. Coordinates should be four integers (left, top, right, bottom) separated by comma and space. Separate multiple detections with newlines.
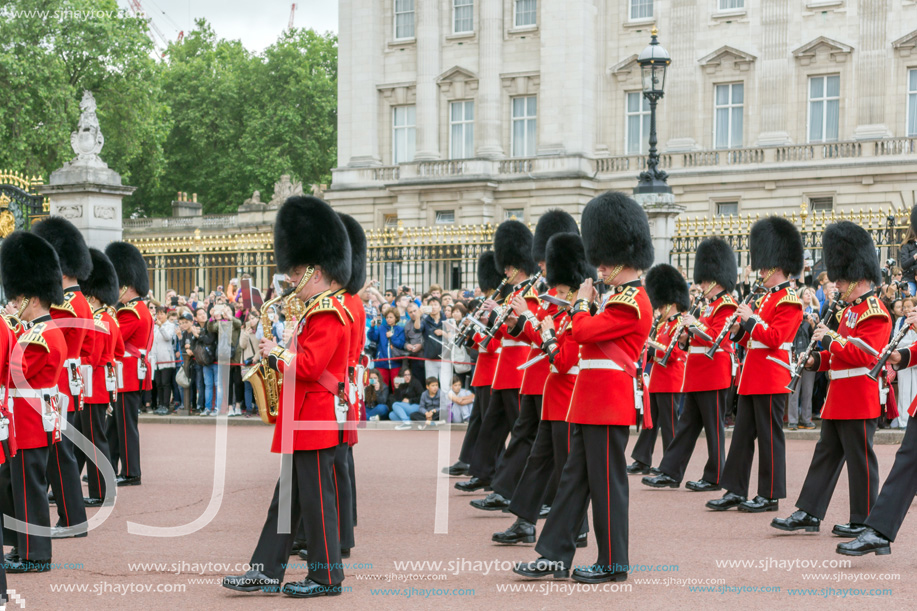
511, 96, 537, 158
630, 0, 653, 20
625, 92, 650, 154
809, 196, 834, 212
504, 208, 524, 221
908, 69, 917, 137
514, 0, 536, 27
392, 105, 416, 164
394, 0, 415, 40
450, 100, 475, 159
808, 75, 840, 143
454, 0, 473, 33
716, 202, 739, 216
435, 210, 456, 224
714, 83, 744, 149
718, 0, 744, 10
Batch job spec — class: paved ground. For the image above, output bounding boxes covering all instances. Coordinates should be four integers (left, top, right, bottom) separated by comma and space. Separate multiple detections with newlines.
8, 421, 916, 610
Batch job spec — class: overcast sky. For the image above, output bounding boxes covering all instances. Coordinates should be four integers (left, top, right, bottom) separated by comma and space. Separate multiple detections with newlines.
119, 0, 338, 52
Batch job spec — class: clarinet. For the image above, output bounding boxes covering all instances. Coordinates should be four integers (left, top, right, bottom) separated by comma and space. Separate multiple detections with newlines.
657, 294, 705, 368
454, 277, 508, 347
868, 321, 912, 381
785, 292, 839, 392
479, 272, 543, 350
704, 281, 764, 359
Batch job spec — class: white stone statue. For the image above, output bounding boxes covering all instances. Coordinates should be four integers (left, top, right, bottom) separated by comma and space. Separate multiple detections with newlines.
268, 174, 304, 207
70, 90, 105, 163
243, 190, 264, 206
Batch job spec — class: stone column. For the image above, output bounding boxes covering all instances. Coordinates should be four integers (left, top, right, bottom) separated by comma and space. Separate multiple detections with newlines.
476, 0, 504, 158
664, 1, 699, 151
342, 0, 382, 166
414, 0, 441, 160
756, 0, 792, 146
853, 0, 891, 140
634, 192, 685, 267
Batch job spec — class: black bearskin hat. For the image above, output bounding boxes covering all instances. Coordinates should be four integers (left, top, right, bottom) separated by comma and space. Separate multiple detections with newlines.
81, 248, 120, 306
32, 216, 92, 280
646, 264, 690, 312
477, 251, 504, 293
105, 241, 150, 296
494, 220, 536, 275
274, 196, 351, 286
338, 213, 367, 294
1, 231, 64, 306
533, 210, 579, 263
749, 216, 804, 276
823, 221, 881, 286
545, 233, 596, 290
693, 238, 737, 292
910, 205, 917, 234
581, 191, 654, 270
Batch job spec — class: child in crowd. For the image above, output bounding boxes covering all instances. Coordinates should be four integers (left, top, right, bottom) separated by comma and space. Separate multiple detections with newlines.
394, 376, 440, 430
365, 370, 391, 420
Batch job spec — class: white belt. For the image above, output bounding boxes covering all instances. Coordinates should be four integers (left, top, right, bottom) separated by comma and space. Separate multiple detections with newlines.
10, 386, 59, 399
551, 366, 580, 375
578, 359, 627, 372
749, 341, 792, 351
688, 346, 723, 355
502, 339, 528, 348
64, 358, 80, 368
493, 348, 502, 354
828, 367, 870, 380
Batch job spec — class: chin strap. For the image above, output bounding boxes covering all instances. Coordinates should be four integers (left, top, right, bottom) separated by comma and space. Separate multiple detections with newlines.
603, 264, 625, 286
292, 266, 315, 297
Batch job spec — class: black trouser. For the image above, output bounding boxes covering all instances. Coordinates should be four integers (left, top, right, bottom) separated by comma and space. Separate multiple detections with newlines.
796, 418, 878, 524
469, 388, 520, 483
227, 365, 243, 406
491, 394, 542, 499
536, 424, 628, 572
0, 446, 51, 561
154, 368, 175, 409
333, 443, 355, 550
46, 409, 87, 528
865, 416, 917, 541
106, 406, 119, 472
115, 391, 142, 478
458, 385, 490, 465
347, 445, 357, 526
631, 392, 680, 468
251, 447, 343, 585
72, 403, 85, 474
658, 389, 727, 483
81, 403, 113, 500
721, 393, 787, 500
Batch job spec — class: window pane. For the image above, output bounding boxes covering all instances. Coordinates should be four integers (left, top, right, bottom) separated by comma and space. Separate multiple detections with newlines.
627, 92, 640, 113
826, 75, 840, 98
526, 118, 536, 156
451, 124, 462, 159
825, 99, 839, 141
810, 76, 823, 99
465, 101, 474, 120
630, 0, 652, 20
465, 122, 474, 156
527, 96, 537, 116
406, 127, 415, 161
732, 107, 743, 148
406, 105, 415, 125
516, 0, 536, 26
513, 119, 525, 157
715, 108, 729, 149
454, 0, 473, 32
627, 116, 641, 154
908, 93, 917, 137
910, 69, 917, 92
513, 97, 524, 118
732, 83, 744, 104
451, 102, 461, 122
809, 101, 823, 142
715, 84, 729, 106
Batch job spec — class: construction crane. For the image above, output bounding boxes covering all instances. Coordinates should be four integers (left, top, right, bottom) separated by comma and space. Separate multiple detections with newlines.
288, 3, 297, 31
127, 0, 183, 57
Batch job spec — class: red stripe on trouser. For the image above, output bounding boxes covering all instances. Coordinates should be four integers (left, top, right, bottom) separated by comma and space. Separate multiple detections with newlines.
333, 464, 340, 538
22, 455, 28, 558
864, 421, 870, 516
55, 446, 69, 525
769, 396, 774, 499
317, 452, 332, 584
715, 392, 720, 483
605, 427, 611, 566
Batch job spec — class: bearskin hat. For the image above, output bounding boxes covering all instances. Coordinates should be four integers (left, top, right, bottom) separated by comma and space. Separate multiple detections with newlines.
105, 241, 150, 296
494, 220, 536, 275
749, 216, 804, 276
545, 232, 596, 290
338, 213, 367, 294
532, 210, 579, 263
1, 231, 64, 306
477, 250, 504, 293
274, 196, 351, 286
910, 205, 917, 234
581, 191, 654, 271
646, 264, 690, 312
823, 221, 881, 286
81, 248, 120, 306
32, 216, 92, 280
693, 238, 737, 292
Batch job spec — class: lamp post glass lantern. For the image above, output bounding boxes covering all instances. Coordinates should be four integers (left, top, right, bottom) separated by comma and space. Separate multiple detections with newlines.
635, 27, 672, 194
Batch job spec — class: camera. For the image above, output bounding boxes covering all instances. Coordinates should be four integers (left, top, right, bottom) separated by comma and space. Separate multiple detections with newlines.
887, 258, 896, 267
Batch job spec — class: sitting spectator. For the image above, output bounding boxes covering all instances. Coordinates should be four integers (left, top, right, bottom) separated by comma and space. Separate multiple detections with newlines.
391, 372, 430, 427
388, 372, 439, 430
366, 307, 406, 388
445, 379, 474, 423
365, 370, 390, 421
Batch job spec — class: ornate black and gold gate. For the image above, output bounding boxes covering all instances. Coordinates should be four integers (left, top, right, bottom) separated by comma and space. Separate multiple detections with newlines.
0, 171, 49, 236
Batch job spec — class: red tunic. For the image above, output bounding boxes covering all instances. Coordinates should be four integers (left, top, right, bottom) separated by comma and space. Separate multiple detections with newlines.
470, 331, 501, 388
270, 290, 350, 453
681, 292, 737, 393
735, 284, 803, 395
339, 291, 364, 445
814, 295, 891, 420
49, 289, 94, 410
542, 312, 578, 421
517, 288, 559, 396
648, 316, 686, 394
491, 284, 539, 391
0, 317, 14, 463
9, 316, 67, 450
117, 298, 154, 393
567, 283, 653, 426
86, 307, 121, 404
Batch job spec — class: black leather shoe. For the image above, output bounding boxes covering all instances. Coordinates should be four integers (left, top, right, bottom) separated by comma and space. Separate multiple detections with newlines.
540, 505, 550, 518
706, 492, 747, 511
492, 519, 535, 544
771, 510, 820, 533
48, 492, 56, 505
297, 548, 351, 561
82, 474, 88, 482
832, 523, 867, 538
686, 479, 722, 492
641, 474, 679, 489
513, 557, 569, 580
443, 461, 470, 476
572, 567, 627, 584
282, 578, 343, 598
626, 461, 650, 475
51, 524, 88, 539
455, 477, 490, 492
4, 556, 53, 573
836, 528, 891, 556
83, 497, 108, 507
575, 532, 588, 548
471, 492, 510, 511
116, 476, 141, 487
290, 539, 308, 555
738, 496, 779, 513
222, 570, 280, 592
649, 467, 662, 476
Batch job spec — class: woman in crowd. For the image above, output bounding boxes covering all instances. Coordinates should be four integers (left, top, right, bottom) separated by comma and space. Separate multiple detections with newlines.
365, 370, 391, 420
238, 313, 261, 416
418, 297, 445, 381
366, 307, 406, 389
898, 226, 917, 297
390, 368, 424, 421
788, 287, 818, 430
151, 306, 178, 415
403, 302, 426, 383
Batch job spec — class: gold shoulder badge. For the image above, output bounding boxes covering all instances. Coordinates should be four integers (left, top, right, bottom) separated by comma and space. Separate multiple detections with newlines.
118, 302, 141, 318
306, 295, 346, 325
777, 289, 803, 308
334, 293, 355, 322
607, 287, 641, 318
93, 312, 107, 331
19, 323, 49, 352
524, 285, 539, 301
713, 294, 738, 315
51, 292, 77, 317
858, 296, 889, 323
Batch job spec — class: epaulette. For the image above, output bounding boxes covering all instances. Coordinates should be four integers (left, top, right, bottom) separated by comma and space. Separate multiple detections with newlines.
606, 287, 641, 318
305, 294, 347, 326
524, 285, 539, 301
655, 320, 667, 336
858, 296, 889, 324
118, 301, 141, 318
19, 323, 49, 352
93, 312, 107, 331
777, 289, 803, 308
50, 292, 77, 317
712, 294, 738, 316
106, 306, 120, 324
334, 292, 355, 322
754, 295, 766, 309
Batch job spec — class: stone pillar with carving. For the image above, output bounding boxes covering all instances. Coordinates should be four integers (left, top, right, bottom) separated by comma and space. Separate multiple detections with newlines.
37, 91, 133, 248
476, 0, 504, 158
414, 0, 441, 160
634, 193, 685, 267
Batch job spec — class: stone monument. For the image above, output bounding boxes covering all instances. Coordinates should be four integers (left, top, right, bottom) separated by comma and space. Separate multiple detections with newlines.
37, 90, 134, 248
